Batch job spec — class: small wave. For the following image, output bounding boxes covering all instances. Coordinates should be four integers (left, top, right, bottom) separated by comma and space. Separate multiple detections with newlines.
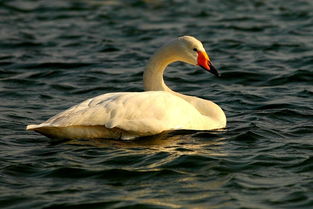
268, 69, 313, 85
15, 62, 95, 70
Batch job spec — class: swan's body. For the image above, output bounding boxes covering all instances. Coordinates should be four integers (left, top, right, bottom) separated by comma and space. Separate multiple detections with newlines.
27, 36, 226, 140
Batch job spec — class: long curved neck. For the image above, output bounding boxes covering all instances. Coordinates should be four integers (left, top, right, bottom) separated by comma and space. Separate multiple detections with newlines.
142, 42, 227, 127
143, 44, 178, 92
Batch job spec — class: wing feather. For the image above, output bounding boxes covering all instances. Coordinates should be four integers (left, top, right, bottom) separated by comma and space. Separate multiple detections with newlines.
33, 91, 206, 135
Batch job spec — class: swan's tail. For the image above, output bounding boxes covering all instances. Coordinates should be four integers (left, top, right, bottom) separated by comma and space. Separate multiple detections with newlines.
26, 124, 41, 130
26, 124, 61, 139
26, 124, 126, 140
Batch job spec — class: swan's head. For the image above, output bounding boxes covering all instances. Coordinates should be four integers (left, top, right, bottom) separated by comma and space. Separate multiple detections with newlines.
172, 36, 220, 77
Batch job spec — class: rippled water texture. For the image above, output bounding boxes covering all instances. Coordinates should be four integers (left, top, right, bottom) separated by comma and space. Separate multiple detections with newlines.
1, 0, 313, 208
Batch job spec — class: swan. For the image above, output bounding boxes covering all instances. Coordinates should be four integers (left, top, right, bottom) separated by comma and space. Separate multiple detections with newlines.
26, 36, 226, 140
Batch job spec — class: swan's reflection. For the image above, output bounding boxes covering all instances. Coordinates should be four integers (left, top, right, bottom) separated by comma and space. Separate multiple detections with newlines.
62, 129, 227, 156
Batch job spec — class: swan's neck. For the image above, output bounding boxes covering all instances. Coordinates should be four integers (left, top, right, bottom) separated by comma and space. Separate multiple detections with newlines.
143, 44, 178, 93
143, 42, 227, 127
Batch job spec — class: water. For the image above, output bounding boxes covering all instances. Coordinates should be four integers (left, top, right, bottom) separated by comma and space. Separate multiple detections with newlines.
1, 0, 313, 208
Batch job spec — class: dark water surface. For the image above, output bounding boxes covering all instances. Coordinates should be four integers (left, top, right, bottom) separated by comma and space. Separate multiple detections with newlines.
1, 0, 313, 208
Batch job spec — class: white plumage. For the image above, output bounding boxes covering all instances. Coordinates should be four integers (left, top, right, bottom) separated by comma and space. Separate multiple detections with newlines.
27, 36, 227, 140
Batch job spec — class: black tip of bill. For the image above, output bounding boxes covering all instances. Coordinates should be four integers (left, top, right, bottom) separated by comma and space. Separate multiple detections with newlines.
200, 62, 220, 77
209, 62, 220, 77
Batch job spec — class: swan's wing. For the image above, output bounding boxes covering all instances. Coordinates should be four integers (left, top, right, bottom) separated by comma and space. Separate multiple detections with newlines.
41, 92, 124, 126
28, 91, 204, 135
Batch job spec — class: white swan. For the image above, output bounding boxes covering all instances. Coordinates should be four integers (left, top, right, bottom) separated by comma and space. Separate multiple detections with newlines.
27, 36, 226, 140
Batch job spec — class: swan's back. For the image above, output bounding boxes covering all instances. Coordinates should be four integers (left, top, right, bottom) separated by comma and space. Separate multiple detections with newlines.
27, 91, 213, 140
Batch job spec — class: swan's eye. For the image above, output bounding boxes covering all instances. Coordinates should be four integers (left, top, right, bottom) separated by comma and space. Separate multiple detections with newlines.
193, 48, 198, 52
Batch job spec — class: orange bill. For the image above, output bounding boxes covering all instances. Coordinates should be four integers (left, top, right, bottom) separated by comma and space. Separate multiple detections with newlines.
197, 51, 220, 77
